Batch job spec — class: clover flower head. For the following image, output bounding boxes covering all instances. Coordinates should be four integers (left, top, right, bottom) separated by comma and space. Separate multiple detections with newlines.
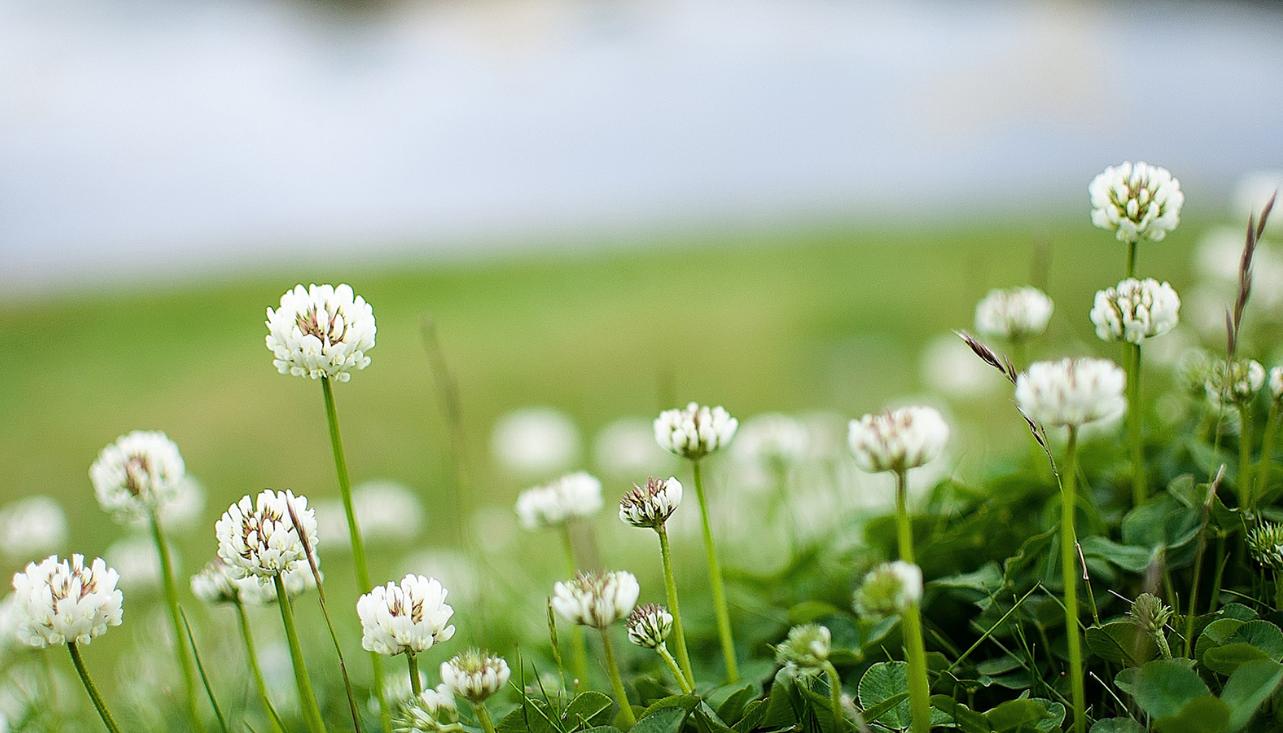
775, 624, 831, 672
491, 407, 581, 477
514, 472, 603, 531
0, 497, 67, 560
265, 283, 376, 382
10, 554, 123, 648
1270, 367, 1283, 402
654, 403, 738, 460
358, 574, 456, 657
853, 561, 923, 618
847, 406, 949, 473
551, 570, 640, 628
440, 649, 510, 703
618, 477, 683, 529
215, 489, 317, 580
90, 431, 188, 521
1089, 161, 1184, 243
1128, 593, 1174, 634
190, 558, 242, 605
1090, 278, 1181, 344
1247, 522, 1283, 571
732, 413, 810, 467
1178, 349, 1216, 397
395, 684, 460, 733
1015, 358, 1126, 428
626, 603, 673, 649
974, 286, 1054, 342
104, 534, 172, 593
1204, 359, 1265, 408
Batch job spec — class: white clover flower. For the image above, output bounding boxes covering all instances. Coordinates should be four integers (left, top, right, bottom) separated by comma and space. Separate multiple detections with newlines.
731, 413, 810, 467
593, 418, 674, 478
618, 477, 683, 529
190, 558, 242, 605
920, 334, 1002, 399
551, 570, 640, 629
358, 574, 456, 657
89, 431, 188, 521
192, 555, 316, 607
265, 283, 376, 382
0, 497, 67, 560
654, 403, 738, 460
104, 534, 172, 593
127, 476, 205, 532
974, 287, 1054, 342
775, 624, 831, 672
440, 649, 511, 703
490, 407, 581, 477
1090, 278, 1181, 344
1270, 367, 1283, 402
1205, 359, 1266, 408
514, 472, 603, 531
1089, 161, 1184, 243
236, 566, 316, 605
395, 684, 459, 733
847, 406, 949, 473
318, 481, 425, 552
625, 603, 673, 649
215, 490, 317, 581
0, 595, 18, 655
853, 561, 923, 618
10, 554, 123, 648
1015, 358, 1127, 428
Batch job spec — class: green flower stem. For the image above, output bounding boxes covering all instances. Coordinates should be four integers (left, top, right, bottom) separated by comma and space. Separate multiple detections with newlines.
561, 524, 590, 689
408, 654, 422, 696
657, 644, 693, 694
1240, 405, 1255, 511
235, 602, 286, 733
656, 526, 696, 688
1127, 343, 1146, 506
67, 642, 121, 733
893, 470, 931, 733
149, 511, 204, 732
274, 574, 326, 733
691, 460, 739, 682
1257, 401, 1279, 501
822, 662, 846, 730
1061, 428, 1086, 733
599, 628, 636, 728
320, 376, 390, 732
474, 702, 497, 733
1126, 240, 1138, 278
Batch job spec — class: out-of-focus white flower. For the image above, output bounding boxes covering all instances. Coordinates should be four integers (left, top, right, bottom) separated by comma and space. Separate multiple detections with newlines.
1233, 171, 1283, 236
265, 283, 376, 382
0, 595, 18, 655
731, 413, 809, 468
215, 489, 317, 581
90, 431, 188, 521
190, 558, 242, 605
358, 575, 456, 657
625, 603, 673, 649
490, 407, 581, 477
10, 554, 123, 648
1205, 359, 1265, 408
104, 535, 172, 593
853, 561, 923, 618
192, 555, 316, 606
514, 472, 602, 530
1015, 358, 1127, 428
1089, 161, 1184, 243
551, 570, 640, 628
0, 497, 67, 559
593, 418, 674, 478
974, 287, 1054, 342
775, 624, 831, 672
395, 684, 459, 733
127, 477, 205, 532
1090, 278, 1181, 344
1271, 367, 1283, 402
236, 566, 316, 605
847, 406, 949, 473
318, 481, 425, 553
654, 403, 739, 460
618, 477, 683, 529
920, 335, 1002, 399
440, 649, 510, 703
398, 550, 478, 604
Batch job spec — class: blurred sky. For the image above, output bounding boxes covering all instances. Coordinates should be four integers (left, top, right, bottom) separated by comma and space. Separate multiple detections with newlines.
2, 0, 1282, 295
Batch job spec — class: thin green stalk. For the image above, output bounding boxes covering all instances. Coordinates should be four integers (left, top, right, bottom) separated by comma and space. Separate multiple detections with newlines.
320, 376, 389, 732
180, 607, 229, 733
1210, 534, 1228, 612
894, 470, 930, 733
408, 654, 422, 696
1061, 428, 1086, 733
823, 662, 847, 730
1126, 240, 1137, 278
148, 512, 204, 731
274, 574, 326, 733
1240, 405, 1255, 511
475, 703, 497, 733
1128, 343, 1146, 506
546, 597, 566, 692
235, 602, 286, 733
599, 628, 636, 728
657, 645, 694, 694
561, 525, 590, 689
67, 642, 121, 733
1184, 539, 1207, 658
1257, 401, 1279, 501
656, 526, 695, 688
691, 460, 739, 682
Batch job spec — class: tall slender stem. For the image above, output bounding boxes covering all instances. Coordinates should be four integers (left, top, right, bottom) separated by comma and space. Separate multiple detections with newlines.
149, 511, 204, 731
275, 574, 326, 733
691, 460, 738, 682
67, 642, 122, 733
894, 470, 930, 733
408, 654, 422, 696
1257, 401, 1279, 501
235, 602, 286, 733
1061, 428, 1086, 733
560, 524, 590, 689
599, 628, 637, 727
474, 703, 497, 733
1128, 343, 1146, 505
657, 645, 694, 694
320, 376, 389, 731
823, 662, 847, 730
656, 526, 695, 688
1240, 405, 1255, 511
1126, 241, 1138, 278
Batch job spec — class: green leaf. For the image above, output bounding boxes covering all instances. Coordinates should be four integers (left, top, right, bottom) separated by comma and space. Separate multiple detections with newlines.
1220, 659, 1283, 731
1086, 621, 1159, 667
1203, 643, 1272, 675
1089, 718, 1145, 733
762, 670, 801, 728
732, 701, 766, 733
1131, 659, 1211, 720
1029, 698, 1066, 732
858, 662, 912, 730
1080, 536, 1154, 573
563, 691, 616, 728
1226, 620, 1283, 659
1153, 695, 1230, 733
984, 699, 1055, 731
788, 600, 842, 624
931, 563, 1004, 596
1121, 495, 1202, 552
631, 707, 687, 733
640, 695, 700, 718
929, 696, 990, 733
714, 684, 759, 724
1197, 619, 1247, 662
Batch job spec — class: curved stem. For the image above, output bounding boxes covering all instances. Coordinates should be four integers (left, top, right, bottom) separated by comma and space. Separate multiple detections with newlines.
894, 471, 930, 733
67, 642, 122, 733
235, 602, 286, 733
149, 512, 204, 731
823, 662, 846, 730
657, 645, 693, 694
1128, 343, 1146, 505
692, 460, 738, 682
408, 654, 422, 696
560, 524, 590, 689
1061, 428, 1086, 733
656, 526, 695, 688
275, 574, 326, 733
474, 703, 497, 733
599, 628, 636, 728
